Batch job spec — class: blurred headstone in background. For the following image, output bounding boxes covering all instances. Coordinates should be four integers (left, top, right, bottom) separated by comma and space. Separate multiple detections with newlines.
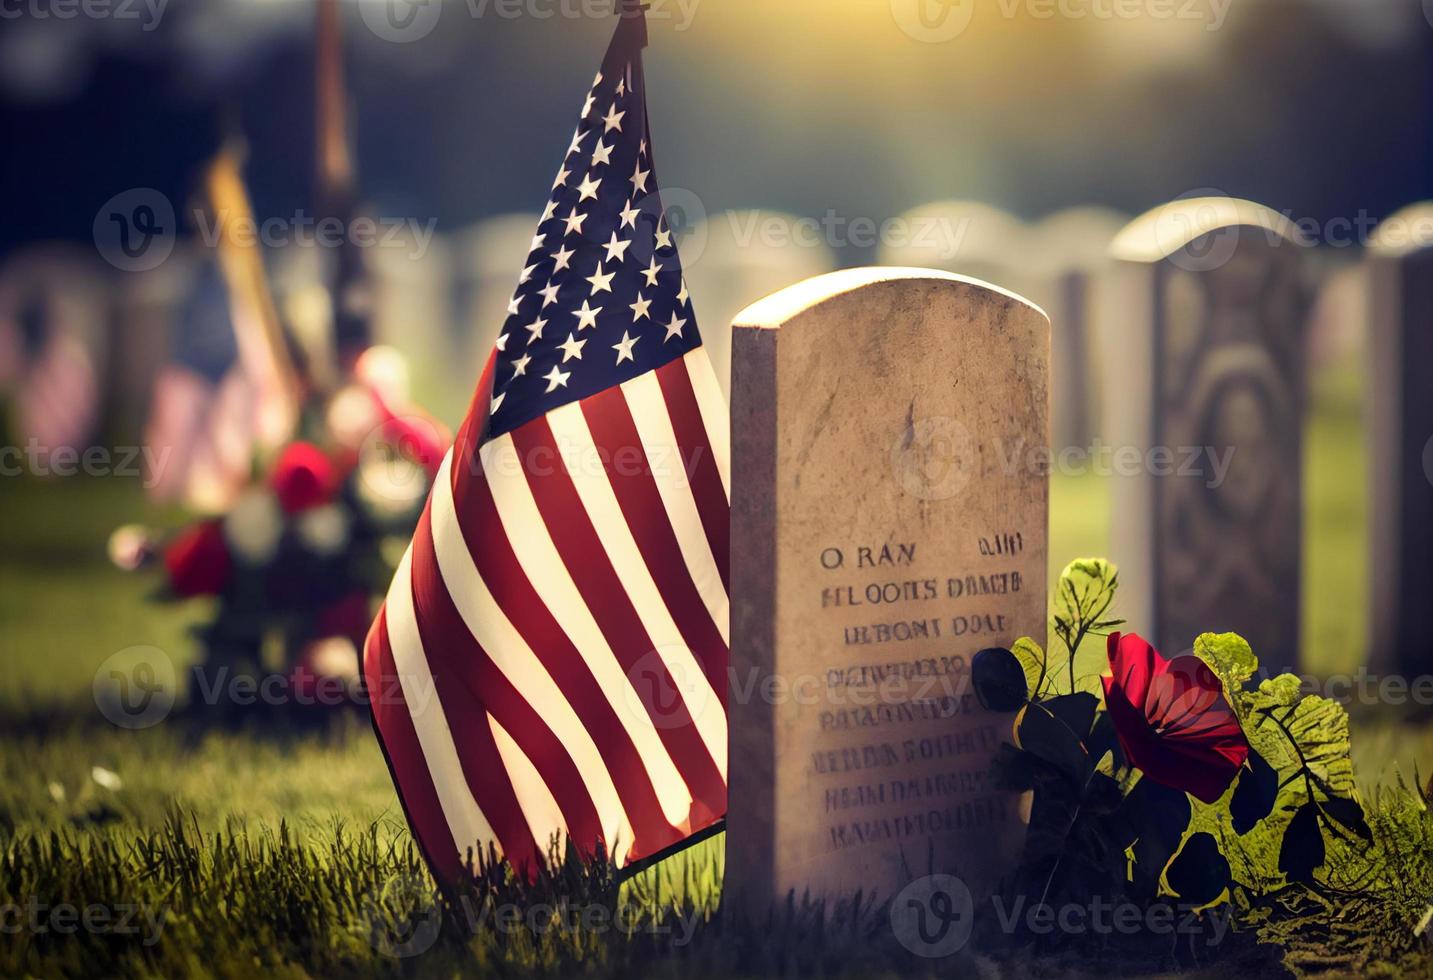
110, 252, 193, 444
1305, 259, 1367, 374
879, 200, 1034, 300
1027, 207, 1128, 452
452, 215, 540, 417
269, 241, 335, 384
683, 209, 835, 396
1100, 198, 1308, 671
0, 244, 110, 459
1366, 202, 1433, 677
366, 227, 461, 423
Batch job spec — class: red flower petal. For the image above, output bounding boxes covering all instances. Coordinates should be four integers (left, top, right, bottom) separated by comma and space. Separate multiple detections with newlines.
163, 520, 232, 597
1103, 631, 1250, 803
270, 442, 337, 513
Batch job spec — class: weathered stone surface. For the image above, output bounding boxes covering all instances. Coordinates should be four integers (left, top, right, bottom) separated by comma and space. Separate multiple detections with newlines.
1102, 198, 1308, 671
1367, 203, 1433, 676
725, 267, 1047, 910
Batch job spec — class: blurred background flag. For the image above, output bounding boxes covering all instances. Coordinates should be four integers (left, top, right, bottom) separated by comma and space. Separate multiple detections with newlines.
364, 5, 730, 883
145, 145, 302, 511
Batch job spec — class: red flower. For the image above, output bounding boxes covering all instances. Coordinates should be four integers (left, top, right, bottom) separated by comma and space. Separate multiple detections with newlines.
379, 414, 449, 476
316, 592, 373, 649
1102, 632, 1250, 804
270, 442, 337, 513
163, 520, 232, 596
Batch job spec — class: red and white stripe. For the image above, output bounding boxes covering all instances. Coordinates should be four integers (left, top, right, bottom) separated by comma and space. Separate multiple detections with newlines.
365, 346, 729, 880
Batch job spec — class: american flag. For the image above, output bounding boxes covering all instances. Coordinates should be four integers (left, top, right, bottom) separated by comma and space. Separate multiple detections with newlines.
364, 10, 729, 883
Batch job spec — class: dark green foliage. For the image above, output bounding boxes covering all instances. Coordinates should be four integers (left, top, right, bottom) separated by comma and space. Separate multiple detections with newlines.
1166, 832, 1231, 906
1122, 777, 1193, 894
1231, 749, 1280, 835
1278, 803, 1325, 885
1015, 700, 1093, 785
971, 647, 1028, 712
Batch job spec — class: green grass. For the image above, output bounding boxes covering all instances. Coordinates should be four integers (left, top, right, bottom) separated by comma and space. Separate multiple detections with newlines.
0, 361, 1430, 977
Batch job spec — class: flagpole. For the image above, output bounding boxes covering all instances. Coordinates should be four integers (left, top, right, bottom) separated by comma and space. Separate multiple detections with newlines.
315, 0, 371, 377
201, 141, 302, 450
615, 819, 725, 884
602, 0, 729, 887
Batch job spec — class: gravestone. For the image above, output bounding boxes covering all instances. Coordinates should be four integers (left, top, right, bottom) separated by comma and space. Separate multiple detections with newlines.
368, 226, 462, 421
879, 200, 1033, 301
1101, 197, 1308, 671
684, 209, 835, 397
725, 267, 1047, 910
1305, 260, 1366, 373
1366, 203, 1433, 676
1027, 207, 1128, 453
110, 250, 191, 444
454, 215, 540, 407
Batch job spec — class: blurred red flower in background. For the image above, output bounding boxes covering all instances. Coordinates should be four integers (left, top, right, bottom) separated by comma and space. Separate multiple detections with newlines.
163, 520, 231, 597
1102, 631, 1250, 804
269, 442, 337, 513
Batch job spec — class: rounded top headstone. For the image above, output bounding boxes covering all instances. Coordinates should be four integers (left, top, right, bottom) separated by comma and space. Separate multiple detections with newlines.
1027, 206, 1130, 275
1110, 197, 1308, 263
732, 266, 1047, 331
878, 200, 1027, 270
1368, 202, 1433, 257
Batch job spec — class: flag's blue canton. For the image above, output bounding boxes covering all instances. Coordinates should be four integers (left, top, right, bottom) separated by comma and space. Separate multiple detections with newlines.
485, 58, 699, 440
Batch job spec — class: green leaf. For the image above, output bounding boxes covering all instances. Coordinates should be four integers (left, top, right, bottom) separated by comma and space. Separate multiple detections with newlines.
1050, 558, 1119, 693
1194, 632, 1258, 692
1230, 748, 1279, 835
1053, 558, 1119, 629
1279, 801, 1325, 883
1121, 776, 1191, 888
989, 744, 1039, 792
1165, 832, 1231, 905
1011, 636, 1050, 700
1246, 690, 1357, 802
1015, 701, 1092, 785
1319, 794, 1372, 842
1255, 673, 1303, 707
971, 647, 1028, 712
1085, 710, 1124, 769
1043, 692, 1099, 742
